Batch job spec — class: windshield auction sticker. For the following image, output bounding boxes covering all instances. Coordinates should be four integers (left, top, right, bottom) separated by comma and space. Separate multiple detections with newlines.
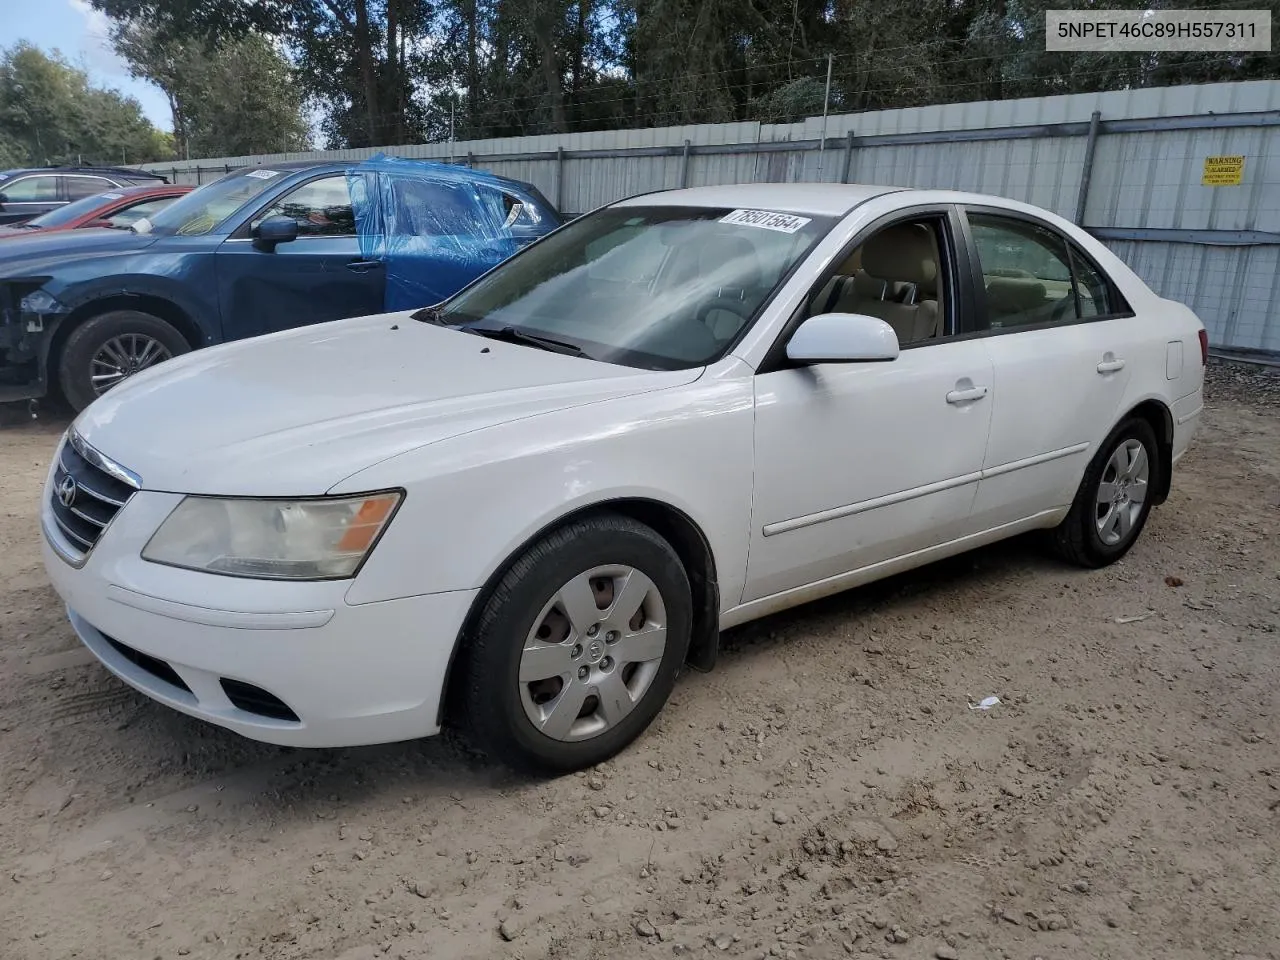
720, 209, 812, 234
244, 169, 281, 180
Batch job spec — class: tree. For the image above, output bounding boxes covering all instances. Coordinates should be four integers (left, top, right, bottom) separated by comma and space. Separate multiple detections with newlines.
0, 43, 170, 167
112, 25, 311, 158
89, 0, 1280, 151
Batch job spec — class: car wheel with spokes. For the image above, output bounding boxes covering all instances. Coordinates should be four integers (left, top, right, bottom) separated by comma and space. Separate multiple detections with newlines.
1049, 416, 1160, 568
58, 309, 190, 412
454, 513, 692, 774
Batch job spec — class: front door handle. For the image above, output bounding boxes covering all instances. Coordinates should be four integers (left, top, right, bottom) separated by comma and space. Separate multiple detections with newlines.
946, 385, 989, 404
346, 259, 383, 273
1097, 358, 1126, 374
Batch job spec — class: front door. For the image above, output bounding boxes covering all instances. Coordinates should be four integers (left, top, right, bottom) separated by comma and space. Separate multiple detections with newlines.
0, 174, 62, 224
743, 209, 995, 603
961, 208, 1135, 529
215, 173, 385, 342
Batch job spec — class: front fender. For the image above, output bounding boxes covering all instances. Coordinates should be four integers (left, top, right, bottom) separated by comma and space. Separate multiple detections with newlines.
333, 369, 757, 614
53, 272, 218, 345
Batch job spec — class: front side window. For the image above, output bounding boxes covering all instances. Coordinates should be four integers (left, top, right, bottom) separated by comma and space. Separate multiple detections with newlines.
969, 213, 1116, 328
251, 175, 355, 237
804, 215, 951, 346
2, 175, 58, 202
436, 205, 834, 369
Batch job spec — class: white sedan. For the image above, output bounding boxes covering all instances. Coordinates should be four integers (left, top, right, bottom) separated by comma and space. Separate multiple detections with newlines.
40, 183, 1206, 772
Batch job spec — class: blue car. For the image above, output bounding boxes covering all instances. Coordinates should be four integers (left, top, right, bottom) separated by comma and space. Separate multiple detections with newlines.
0, 156, 560, 411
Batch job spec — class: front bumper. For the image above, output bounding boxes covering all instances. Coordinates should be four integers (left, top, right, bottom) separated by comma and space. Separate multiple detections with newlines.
40, 488, 477, 748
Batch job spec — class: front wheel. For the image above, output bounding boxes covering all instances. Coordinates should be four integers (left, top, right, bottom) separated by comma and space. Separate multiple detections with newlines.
57, 310, 190, 412
453, 514, 692, 774
1049, 416, 1159, 568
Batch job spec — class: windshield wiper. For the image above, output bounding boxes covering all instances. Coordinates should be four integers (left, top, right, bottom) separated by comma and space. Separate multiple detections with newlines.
411, 305, 446, 325
462, 324, 586, 357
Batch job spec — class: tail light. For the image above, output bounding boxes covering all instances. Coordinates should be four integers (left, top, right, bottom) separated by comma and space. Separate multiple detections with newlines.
1198, 329, 1208, 366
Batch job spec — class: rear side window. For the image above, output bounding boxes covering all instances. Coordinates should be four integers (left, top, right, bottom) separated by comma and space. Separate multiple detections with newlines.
66, 176, 114, 200
968, 213, 1123, 330
107, 196, 178, 228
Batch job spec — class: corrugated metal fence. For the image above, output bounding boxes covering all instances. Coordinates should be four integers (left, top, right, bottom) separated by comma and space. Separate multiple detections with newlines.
142, 79, 1280, 354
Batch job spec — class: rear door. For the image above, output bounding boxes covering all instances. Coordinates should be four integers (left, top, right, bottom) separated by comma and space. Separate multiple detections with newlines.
64, 174, 117, 201
961, 206, 1138, 528
215, 172, 385, 342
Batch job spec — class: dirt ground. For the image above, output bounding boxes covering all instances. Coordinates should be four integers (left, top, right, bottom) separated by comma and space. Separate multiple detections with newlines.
1, 363, 1278, 960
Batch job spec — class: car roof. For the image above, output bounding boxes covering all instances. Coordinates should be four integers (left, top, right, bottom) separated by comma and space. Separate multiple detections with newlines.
82, 183, 189, 199
615, 183, 905, 217
0, 166, 165, 179
615, 183, 1095, 228
232, 158, 547, 198
107, 183, 191, 196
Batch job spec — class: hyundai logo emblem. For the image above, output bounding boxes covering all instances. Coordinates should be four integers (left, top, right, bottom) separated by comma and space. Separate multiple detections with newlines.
57, 475, 77, 508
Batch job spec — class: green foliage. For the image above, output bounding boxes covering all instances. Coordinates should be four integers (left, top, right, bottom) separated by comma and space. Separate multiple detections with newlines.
112, 25, 311, 157
86, 0, 1280, 152
0, 42, 170, 167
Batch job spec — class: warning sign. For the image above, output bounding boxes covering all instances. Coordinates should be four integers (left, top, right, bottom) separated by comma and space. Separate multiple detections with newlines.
1202, 155, 1244, 186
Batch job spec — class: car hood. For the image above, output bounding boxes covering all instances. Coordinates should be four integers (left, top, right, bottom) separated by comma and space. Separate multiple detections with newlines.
73, 311, 703, 496
0, 227, 157, 271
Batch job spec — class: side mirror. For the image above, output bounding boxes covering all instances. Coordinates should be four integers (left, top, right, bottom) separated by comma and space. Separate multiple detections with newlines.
254, 215, 299, 248
785, 313, 900, 364
0, 193, 8, 204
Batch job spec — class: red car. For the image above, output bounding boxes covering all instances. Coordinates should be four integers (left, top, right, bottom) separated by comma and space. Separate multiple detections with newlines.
0, 184, 192, 239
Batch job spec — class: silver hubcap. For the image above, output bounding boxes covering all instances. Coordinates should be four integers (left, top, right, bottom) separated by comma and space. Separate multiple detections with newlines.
518, 565, 668, 742
90, 334, 172, 395
1095, 438, 1149, 546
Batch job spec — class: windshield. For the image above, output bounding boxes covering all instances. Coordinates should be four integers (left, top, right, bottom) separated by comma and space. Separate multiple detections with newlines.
142, 168, 284, 237
436, 205, 834, 369
25, 191, 128, 228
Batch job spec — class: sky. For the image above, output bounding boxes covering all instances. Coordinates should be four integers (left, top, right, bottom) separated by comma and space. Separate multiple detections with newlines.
3, 0, 172, 130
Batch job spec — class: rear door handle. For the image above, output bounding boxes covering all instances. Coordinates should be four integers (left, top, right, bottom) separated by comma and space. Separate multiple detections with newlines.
1097, 358, 1126, 373
946, 386, 989, 404
346, 259, 383, 273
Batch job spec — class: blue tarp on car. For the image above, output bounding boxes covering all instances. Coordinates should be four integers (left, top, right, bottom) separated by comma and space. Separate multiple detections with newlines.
348, 154, 557, 312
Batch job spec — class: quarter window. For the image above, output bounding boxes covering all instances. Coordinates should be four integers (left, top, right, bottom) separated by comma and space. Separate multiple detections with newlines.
251, 176, 356, 237
969, 213, 1114, 329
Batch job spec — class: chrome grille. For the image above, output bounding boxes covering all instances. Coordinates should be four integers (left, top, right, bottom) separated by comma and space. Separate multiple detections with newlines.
47, 432, 139, 564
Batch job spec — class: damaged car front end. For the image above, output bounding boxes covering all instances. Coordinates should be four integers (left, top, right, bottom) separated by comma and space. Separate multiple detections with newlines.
0, 279, 67, 403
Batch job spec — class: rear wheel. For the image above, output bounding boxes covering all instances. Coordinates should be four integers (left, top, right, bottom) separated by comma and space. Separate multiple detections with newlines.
1049, 417, 1159, 568
454, 514, 692, 774
57, 310, 189, 412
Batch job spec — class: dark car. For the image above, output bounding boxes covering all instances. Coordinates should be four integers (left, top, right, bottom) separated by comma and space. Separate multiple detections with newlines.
0, 166, 169, 225
0, 184, 192, 240
0, 158, 560, 411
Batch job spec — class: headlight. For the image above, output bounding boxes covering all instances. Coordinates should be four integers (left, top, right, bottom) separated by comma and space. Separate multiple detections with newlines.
141, 492, 402, 580
20, 289, 63, 315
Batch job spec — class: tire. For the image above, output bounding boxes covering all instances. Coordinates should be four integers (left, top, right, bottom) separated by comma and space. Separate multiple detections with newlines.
453, 513, 693, 774
1049, 416, 1160, 568
57, 310, 190, 413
